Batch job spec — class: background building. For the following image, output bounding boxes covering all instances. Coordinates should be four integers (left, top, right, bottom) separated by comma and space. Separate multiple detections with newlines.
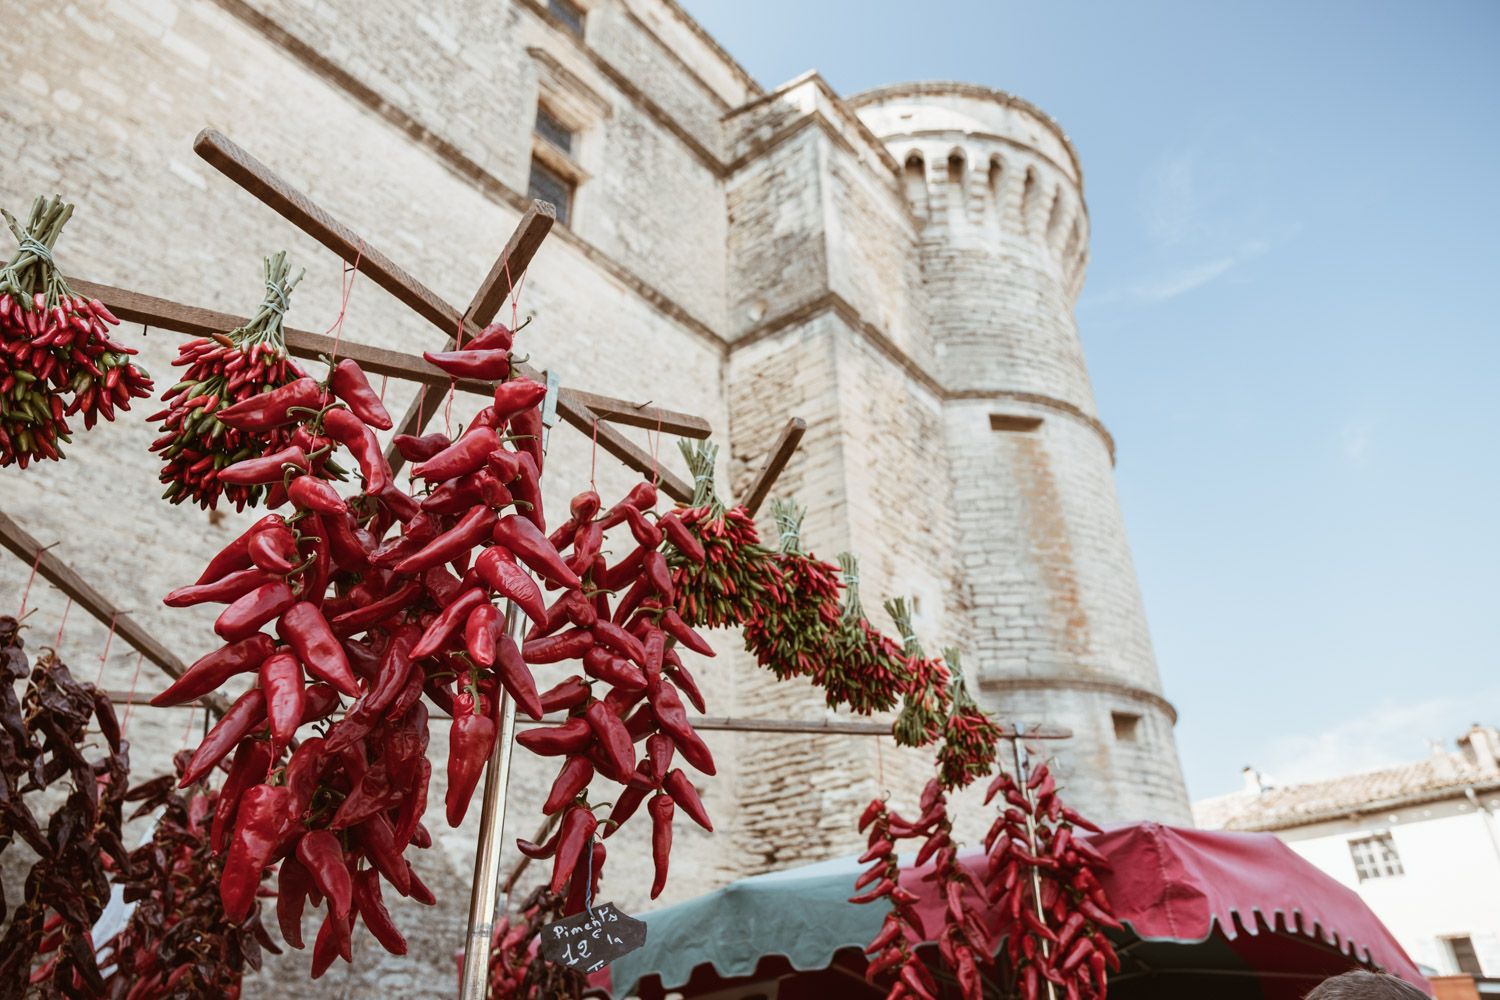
1196, 724, 1500, 988
1, 0, 1187, 993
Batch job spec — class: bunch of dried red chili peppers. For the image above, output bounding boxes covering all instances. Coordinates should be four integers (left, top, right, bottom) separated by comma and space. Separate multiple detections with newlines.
0, 616, 133, 996
94, 755, 279, 997
156, 313, 721, 978
983, 756, 1121, 999
0, 195, 153, 467
149, 252, 349, 510
488, 885, 588, 998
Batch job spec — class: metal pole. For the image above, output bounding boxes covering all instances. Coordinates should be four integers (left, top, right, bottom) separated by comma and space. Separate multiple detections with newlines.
458, 372, 560, 1000
1012, 733, 1059, 1000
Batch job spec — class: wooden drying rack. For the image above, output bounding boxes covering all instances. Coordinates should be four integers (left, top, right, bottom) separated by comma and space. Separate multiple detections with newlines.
0, 127, 1070, 997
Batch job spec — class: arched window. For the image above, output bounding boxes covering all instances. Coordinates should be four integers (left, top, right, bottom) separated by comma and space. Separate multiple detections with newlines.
1020, 166, 1038, 231
903, 152, 928, 217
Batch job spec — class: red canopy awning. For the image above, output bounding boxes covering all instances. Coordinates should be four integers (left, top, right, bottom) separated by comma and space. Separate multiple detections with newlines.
593, 822, 1428, 998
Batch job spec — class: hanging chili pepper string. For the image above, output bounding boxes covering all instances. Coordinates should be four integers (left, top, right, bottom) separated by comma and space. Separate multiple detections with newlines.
590, 416, 599, 491
120, 651, 146, 736
93, 610, 119, 685
323, 242, 363, 366
17, 542, 53, 617
53, 597, 71, 648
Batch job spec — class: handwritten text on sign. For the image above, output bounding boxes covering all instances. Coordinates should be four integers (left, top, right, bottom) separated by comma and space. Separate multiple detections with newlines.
538, 902, 647, 973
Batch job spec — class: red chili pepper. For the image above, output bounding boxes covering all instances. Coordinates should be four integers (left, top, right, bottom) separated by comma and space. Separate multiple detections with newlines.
393, 431, 451, 463
515, 716, 592, 756
512, 452, 546, 529
509, 404, 545, 473
423, 347, 511, 381
564, 840, 607, 916
649, 681, 716, 776
283, 736, 327, 820
586, 700, 636, 777
260, 650, 305, 751
495, 633, 543, 720
642, 549, 674, 599
323, 406, 392, 494
663, 768, 713, 831
522, 627, 595, 664
648, 793, 674, 898
296, 829, 353, 920
659, 511, 705, 563
355, 814, 412, 896
287, 475, 348, 516
664, 654, 708, 714
220, 783, 289, 921
492, 515, 579, 589
310, 910, 351, 979
549, 805, 599, 894
210, 738, 273, 853
180, 688, 267, 786
162, 567, 270, 609
219, 445, 310, 485
195, 515, 282, 585
445, 691, 497, 827
217, 377, 325, 431
412, 587, 488, 659
248, 522, 300, 574
277, 853, 315, 949
329, 579, 421, 635
539, 676, 592, 714
214, 579, 295, 642
662, 608, 714, 657
475, 546, 546, 624
592, 619, 648, 667
411, 426, 501, 482
330, 359, 393, 430
393, 506, 498, 575
277, 601, 360, 696
543, 756, 595, 815
463, 602, 502, 667
155, 638, 279, 707
603, 783, 649, 838
353, 867, 408, 955
646, 733, 675, 785
491, 376, 547, 420
583, 646, 647, 690
516, 830, 559, 860
599, 481, 658, 529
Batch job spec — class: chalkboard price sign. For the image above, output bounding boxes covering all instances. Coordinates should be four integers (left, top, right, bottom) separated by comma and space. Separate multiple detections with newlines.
538, 902, 648, 973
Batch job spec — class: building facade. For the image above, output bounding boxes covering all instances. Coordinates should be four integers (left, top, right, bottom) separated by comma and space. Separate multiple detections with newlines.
0, 0, 1188, 993
1196, 725, 1500, 983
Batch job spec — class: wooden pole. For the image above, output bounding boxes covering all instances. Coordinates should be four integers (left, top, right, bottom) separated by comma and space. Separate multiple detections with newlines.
740, 417, 807, 516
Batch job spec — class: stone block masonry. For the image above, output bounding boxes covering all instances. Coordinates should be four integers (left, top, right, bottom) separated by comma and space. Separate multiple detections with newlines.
0, 0, 1191, 992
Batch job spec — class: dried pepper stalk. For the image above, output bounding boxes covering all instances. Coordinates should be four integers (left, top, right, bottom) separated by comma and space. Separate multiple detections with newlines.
886, 597, 950, 748
0, 195, 152, 466
853, 794, 937, 1000
149, 252, 330, 509
95, 756, 279, 996
0, 617, 132, 994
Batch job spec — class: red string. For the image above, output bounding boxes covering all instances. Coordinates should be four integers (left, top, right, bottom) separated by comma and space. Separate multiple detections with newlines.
93, 611, 119, 686
590, 417, 599, 491
651, 409, 663, 484
120, 652, 145, 736
378, 374, 388, 403
53, 598, 71, 648
17, 545, 47, 617
444, 312, 463, 437
324, 242, 364, 365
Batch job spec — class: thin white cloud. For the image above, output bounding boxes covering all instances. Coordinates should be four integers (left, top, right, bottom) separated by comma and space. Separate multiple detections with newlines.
1129, 257, 1236, 302
1341, 420, 1373, 468
1255, 697, 1467, 787
1143, 151, 1201, 249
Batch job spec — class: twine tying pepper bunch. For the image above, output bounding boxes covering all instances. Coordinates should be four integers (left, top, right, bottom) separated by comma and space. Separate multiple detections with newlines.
0, 195, 153, 467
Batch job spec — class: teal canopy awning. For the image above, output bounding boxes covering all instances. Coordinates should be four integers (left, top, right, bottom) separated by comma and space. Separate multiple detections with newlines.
604, 855, 883, 996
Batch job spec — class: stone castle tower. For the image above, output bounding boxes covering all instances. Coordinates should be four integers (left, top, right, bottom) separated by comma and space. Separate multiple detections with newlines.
1, 2, 1187, 994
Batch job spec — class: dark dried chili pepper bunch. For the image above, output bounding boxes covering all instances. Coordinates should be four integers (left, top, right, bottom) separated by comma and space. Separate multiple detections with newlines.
667, 441, 781, 629
853, 796, 935, 1000
820, 553, 909, 715
740, 499, 842, 682
148, 253, 359, 510
0, 195, 152, 467
886, 598, 950, 748
982, 759, 1121, 1000
513, 475, 716, 906
94, 754, 279, 997
934, 651, 1002, 790
0, 618, 133, 997
488, 886, 587, 999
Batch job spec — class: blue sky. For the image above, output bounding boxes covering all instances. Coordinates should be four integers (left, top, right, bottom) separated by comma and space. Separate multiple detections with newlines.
684, 1, 1500, 799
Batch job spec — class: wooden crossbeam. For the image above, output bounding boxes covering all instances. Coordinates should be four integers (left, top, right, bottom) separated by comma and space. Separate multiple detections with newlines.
739, 417, 806, 516
0, 512, 230, 716
191, 129, 706, 501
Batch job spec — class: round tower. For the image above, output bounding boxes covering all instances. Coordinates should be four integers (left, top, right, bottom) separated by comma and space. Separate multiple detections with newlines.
851, 83, 1193, 824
